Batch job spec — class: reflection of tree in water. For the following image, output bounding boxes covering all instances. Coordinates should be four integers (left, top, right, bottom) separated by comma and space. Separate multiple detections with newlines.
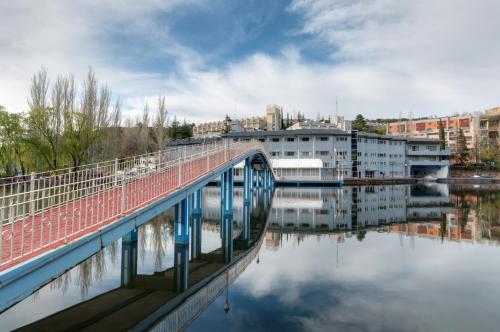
478, 192, 500, 240
456, 193, 470, 233
138, 211, 173, 271
77, 250, 106, 298
439, 214, 447, 244
108, 241, 119, 268
356, 229, 367, 242
49, 270, 72, 294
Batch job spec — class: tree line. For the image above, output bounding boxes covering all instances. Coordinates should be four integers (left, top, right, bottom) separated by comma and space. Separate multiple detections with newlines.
0, 68, 193, 177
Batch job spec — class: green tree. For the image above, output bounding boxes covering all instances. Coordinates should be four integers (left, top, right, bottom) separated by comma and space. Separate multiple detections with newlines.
479, 145, 498, 164
352, 114, 367, 131
356, 229, 367, 242
456, 128, 469, 164
168, 116, 180, 140
25, 107, 63, 170
62, 110, 101, 170
178, 119, 194, 139
439, 119, 446, 149
0, 110, 28, 175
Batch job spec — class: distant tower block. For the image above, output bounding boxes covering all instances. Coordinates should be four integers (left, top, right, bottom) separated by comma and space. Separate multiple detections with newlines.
266, 104, 283, 131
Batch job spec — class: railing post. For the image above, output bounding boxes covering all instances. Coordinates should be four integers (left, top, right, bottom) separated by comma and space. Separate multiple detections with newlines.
114, 158, 119, 187
30, 171, 36, 217
178, 150, 182, 186
0, 206, 3, 263
121, 174, 126, 215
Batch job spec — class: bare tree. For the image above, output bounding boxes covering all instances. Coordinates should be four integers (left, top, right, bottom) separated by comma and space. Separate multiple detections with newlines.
138, 103, 150, 154
81, 68, 98, 129
153, 95, 169, 151
97, 85, 111, 129
104, 99, 122, 159
28, 68, 49, 110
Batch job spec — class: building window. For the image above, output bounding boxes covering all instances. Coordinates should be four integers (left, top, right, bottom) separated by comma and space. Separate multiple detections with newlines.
320, 137, 329, 141
316, 151, 329, 156
271, 151, 280, 157
271, 138, 280, 142
287, 137, 295, 142
258, 138, 265, 142
301, 137, 310, 142
285, 151, 295, 157
336, 137, 347, 141
301, 151, 311, 157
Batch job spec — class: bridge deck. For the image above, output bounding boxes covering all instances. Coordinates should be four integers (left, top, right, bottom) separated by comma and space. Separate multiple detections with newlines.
1, 149, 255, 273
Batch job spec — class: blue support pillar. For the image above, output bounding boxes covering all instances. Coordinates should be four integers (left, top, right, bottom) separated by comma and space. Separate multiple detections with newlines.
249, 167, 254, 191
191, 190, 202, 259
243, 158, 250, 204
192, 189, 202, 215
222, 169, 234, 215
222, 214, 233, 263
174, 242, 189, 292
121, 229, 138, 287
174, 198, 189, 244
220, 172, 226, 239
243, 199, 251, 245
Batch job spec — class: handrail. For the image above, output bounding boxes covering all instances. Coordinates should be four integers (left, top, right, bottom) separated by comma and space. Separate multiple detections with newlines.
0, 139, 270, 270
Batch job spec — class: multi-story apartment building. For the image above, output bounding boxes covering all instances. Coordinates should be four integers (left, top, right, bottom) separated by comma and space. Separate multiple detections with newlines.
479, 107, 500, 146
224, 129, 450, 180
386, 110, 500, 154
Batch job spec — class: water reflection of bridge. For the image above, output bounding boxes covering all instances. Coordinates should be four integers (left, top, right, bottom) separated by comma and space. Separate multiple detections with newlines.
18, 190, 273, 332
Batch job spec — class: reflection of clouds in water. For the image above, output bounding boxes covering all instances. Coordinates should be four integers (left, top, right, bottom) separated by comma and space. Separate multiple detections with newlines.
237, 232, 500, 306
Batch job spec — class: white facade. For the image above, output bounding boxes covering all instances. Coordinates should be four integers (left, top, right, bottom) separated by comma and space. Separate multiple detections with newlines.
225, 129, 450, 180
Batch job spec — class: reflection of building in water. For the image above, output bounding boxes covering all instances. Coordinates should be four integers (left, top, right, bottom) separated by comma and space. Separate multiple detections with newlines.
200, 184, 499, 248
264, 184, 452, 234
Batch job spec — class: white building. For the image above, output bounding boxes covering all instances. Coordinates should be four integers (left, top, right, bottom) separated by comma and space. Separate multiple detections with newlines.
224, 129, 450, 180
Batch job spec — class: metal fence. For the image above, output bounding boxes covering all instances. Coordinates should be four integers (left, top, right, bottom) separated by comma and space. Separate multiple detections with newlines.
0, 139, 269, 270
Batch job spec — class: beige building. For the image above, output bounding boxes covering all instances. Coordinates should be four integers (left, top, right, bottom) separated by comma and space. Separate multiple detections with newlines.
266, 104, 283, 131
241, 116, 266, 131
193, 104, 285, 137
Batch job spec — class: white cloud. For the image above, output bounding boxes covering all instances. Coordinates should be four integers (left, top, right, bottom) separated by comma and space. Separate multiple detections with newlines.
1, 0, 499, 122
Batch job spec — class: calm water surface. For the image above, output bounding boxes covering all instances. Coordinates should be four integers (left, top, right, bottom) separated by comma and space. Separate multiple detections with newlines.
1, 184, 499, 332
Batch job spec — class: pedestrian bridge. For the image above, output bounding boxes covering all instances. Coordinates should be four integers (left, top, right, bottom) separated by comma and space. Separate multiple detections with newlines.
0, 140, 275, 312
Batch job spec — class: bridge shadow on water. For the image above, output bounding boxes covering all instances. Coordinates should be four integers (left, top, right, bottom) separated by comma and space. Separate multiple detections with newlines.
13, 188, 274, 332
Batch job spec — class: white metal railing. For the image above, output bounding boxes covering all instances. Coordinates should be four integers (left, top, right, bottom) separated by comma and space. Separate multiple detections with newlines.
0, 139, 269, 270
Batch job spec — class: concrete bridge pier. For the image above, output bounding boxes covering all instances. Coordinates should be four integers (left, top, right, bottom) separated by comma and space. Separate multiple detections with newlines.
120, 229, 138, 288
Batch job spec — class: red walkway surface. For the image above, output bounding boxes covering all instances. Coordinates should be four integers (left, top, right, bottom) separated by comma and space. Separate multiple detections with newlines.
0, 148, 249, 272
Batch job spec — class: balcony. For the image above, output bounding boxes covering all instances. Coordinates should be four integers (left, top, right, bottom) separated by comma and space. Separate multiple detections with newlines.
406, 148, 450, 156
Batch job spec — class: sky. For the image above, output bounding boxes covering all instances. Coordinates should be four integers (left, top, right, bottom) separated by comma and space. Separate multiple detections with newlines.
1, 0, 499, 123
